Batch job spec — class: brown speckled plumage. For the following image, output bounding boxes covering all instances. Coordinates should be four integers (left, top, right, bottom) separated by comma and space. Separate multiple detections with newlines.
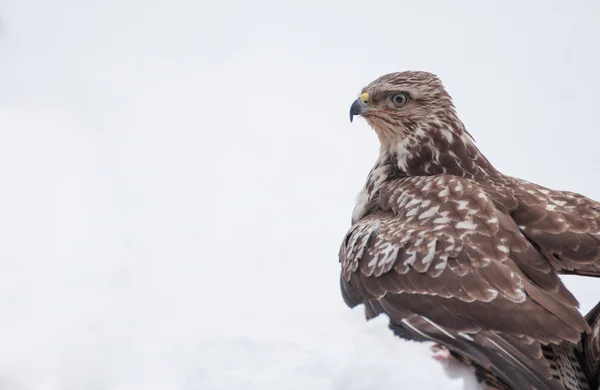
341, 71, 600, 390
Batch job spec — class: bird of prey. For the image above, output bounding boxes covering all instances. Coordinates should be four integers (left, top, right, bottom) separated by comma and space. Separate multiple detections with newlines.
340, 71, 600, 390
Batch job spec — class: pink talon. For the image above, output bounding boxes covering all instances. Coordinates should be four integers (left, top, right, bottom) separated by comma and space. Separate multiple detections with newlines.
432, 347, 451, 360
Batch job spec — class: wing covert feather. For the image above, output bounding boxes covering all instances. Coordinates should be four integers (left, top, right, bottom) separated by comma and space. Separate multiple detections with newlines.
339, 174, 590, 387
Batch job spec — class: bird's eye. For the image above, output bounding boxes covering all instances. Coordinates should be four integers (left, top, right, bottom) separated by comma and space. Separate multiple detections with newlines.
392, 93, 409, 106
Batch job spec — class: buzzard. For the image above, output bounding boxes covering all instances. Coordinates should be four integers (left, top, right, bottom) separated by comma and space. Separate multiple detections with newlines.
340, 71, 600, 390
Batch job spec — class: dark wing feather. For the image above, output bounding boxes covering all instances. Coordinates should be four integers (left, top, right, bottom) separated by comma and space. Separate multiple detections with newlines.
339, 175, 589, 389
502, 178, 600, 276
583, 300, 600, 387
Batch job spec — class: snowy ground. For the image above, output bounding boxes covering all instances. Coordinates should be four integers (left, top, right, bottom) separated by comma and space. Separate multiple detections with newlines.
0, 1, 600, 389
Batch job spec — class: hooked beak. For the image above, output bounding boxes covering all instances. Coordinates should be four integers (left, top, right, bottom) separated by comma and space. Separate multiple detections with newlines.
349, 92, 370, 122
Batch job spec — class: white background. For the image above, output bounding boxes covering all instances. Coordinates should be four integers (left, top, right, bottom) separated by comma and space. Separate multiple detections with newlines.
0, 1, 599, 389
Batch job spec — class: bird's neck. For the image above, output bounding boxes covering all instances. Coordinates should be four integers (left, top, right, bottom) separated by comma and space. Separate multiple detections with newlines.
354, 120, 501, 223
384, 119, 500, 180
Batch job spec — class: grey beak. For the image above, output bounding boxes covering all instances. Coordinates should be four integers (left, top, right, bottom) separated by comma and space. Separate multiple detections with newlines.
350, 98, 369, 122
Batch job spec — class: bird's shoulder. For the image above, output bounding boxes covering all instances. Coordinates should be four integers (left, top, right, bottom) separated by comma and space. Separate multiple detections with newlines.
342, 174, 517, 286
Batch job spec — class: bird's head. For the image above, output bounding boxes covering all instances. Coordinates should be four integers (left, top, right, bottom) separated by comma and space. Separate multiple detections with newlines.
350, 71, 459, 149
350, 71, 493, 177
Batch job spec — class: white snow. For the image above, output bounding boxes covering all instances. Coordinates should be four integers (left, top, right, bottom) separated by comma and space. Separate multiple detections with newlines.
0, 1, 599, 389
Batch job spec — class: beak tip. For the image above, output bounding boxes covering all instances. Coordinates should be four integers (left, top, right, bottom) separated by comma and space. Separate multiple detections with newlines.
349, 98, 368, 124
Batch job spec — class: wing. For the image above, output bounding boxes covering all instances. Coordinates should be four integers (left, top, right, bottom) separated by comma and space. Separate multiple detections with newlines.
583, 300, 600, 387
506, 178, 600, 277
340, 175, 589, 390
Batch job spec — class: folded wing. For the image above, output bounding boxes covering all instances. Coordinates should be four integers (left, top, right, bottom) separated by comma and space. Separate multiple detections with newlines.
340, 175, 590, 390
506, 178, 600, 277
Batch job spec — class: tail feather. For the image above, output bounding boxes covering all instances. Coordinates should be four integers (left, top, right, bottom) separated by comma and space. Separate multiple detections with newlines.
583, 300, 600, 389
429, 341, 590, 390
432, 300, 600, 390
390, 316, 564, 390
542, 344, 589, 390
